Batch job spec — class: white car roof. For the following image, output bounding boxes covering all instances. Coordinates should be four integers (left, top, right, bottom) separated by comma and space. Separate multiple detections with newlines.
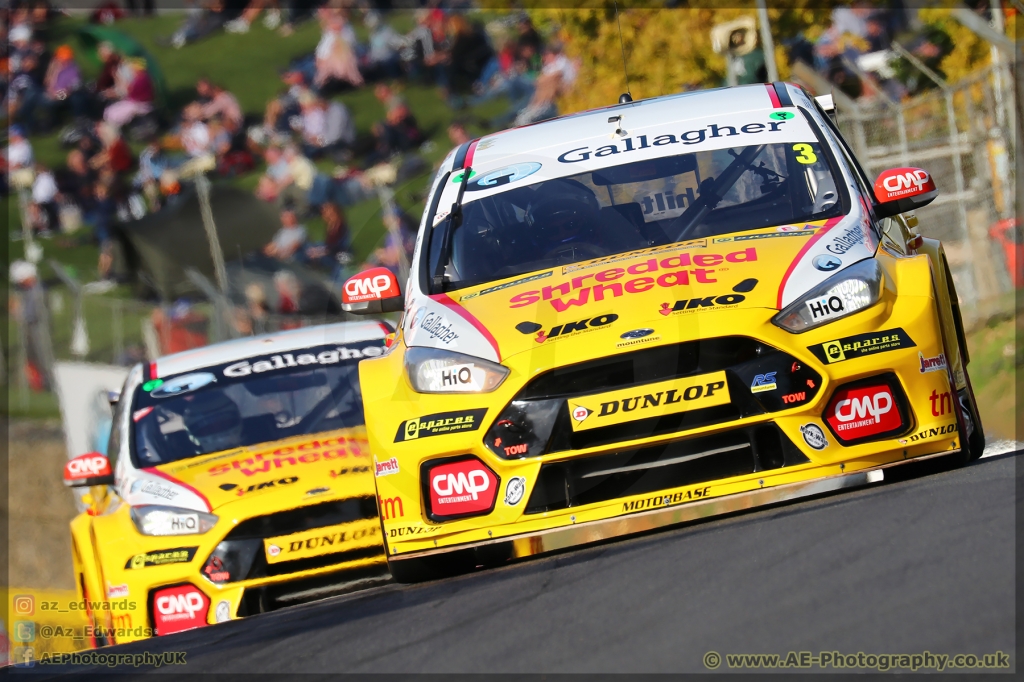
150, 321, 389, 379
470, 84, 786, 171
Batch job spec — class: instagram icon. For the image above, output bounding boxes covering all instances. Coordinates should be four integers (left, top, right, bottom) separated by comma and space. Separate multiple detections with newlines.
12, 595, 34, 616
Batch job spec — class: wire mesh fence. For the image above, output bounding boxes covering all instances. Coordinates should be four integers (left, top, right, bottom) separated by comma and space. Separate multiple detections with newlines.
837, 63, 1018, 326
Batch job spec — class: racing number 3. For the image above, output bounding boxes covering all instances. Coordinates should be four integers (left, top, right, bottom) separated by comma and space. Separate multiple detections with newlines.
793, 144, 817, 164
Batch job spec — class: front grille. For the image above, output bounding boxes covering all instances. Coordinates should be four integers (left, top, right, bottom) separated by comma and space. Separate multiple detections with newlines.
205, 498, 382, 583
494, 337, 821, 456
222, 498, 378, 541
525, 424, 808, 514
237, 563, 389, 616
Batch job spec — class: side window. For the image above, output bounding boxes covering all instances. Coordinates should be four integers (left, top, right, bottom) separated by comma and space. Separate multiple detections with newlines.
107, 366, 141, 467
814, 103, 877, 203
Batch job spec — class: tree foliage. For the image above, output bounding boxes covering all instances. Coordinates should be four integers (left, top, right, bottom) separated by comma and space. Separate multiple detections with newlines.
529, 4, 834, 115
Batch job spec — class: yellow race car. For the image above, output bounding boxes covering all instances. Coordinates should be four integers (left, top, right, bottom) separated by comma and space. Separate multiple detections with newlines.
345, 83, 984, 583
62, 322, 392, 644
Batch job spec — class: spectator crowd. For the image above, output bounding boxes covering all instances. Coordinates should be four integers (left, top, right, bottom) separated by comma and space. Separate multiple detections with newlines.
3, 3, 578, 307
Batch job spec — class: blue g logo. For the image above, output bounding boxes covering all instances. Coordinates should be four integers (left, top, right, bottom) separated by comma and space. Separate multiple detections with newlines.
813, 254, 842, 272
467, 162, 542, 192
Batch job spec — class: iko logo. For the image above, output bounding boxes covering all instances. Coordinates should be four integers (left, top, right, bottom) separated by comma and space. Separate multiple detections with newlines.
532, 314, 617, 343
226, 476, 298, 497
750, 372, 777, 393
660, 294, 745, 316
813, 254, 842, 271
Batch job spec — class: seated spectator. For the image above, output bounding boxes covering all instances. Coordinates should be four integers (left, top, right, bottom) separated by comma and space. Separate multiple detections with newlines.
233, 282, 270, 335
176, 103, 217, 177
134, 141, 171, 209
103, 58, 154, 128
6, 125, 34, 173
84, 181, 117, 279
273, 269, 303, 319
276, 144, 317, 214
513, 43, 577, 127
448, 120, 471, 147
255, 145, 289, 202
439, 15, 493, 103
224, 0, 282, 34
56, 148, 96, 208
367, 100, 423, 165
43, 44, 88, 119
314, 10, 363, 90
8, 52, 46, 133
89, 122, 134, 175
207, 115, 232, 158
168, 0, 227, 49
258, 70, 309, 141
29, 163, 58, 234
364, 205, 416, 277
303, 201, 352, 271
195, 78, 243, 133
298, 94, 355, 159
400, 8, 443, 80
264, 205, 307, 261
361, 11, 404, 81
94, 41, 122, 102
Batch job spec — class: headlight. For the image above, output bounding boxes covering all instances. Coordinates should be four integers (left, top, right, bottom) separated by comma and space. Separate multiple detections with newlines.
772, 259, 883, 333
130, 505, 219, 536
404, 347, 509, 394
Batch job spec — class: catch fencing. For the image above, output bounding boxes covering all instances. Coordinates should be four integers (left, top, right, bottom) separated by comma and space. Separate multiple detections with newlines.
835, 61, 1018, 326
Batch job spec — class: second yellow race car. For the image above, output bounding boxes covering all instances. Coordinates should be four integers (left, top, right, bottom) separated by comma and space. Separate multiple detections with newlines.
63, 322, 392, 644
344, 82, 984, 583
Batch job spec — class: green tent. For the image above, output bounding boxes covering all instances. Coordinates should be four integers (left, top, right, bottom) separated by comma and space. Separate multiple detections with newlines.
114, 184, 281, 299
76, 25, 168, 107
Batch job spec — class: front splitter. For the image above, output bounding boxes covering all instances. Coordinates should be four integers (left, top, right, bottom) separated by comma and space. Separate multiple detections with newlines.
390, 449, 956, 564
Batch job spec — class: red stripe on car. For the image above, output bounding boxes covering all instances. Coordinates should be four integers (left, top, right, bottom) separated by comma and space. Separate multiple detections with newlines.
429, 293, 501, 360
775, 216, 844, 309
766, 83, 782, 108
145, 468, 212, 513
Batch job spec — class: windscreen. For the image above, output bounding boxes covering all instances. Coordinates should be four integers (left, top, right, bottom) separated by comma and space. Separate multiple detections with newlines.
429, 136, 844, 292
130, 342, 382, 466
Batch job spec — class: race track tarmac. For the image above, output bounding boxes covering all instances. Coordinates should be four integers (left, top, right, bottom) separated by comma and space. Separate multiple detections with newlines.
40, 450, 1017, 675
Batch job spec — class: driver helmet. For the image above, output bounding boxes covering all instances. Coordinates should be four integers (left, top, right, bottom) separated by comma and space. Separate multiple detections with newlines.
181, 391, 242, 453
525, 179, 602, 252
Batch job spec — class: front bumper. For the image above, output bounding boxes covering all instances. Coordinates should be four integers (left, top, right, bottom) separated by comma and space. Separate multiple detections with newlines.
363, 261, 963, 564
89, 496, 387, 644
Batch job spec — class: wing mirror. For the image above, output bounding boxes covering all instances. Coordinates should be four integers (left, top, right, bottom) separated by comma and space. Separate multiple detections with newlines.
873, 167, 938, 219
63, 452, 115, 487
341, 266, 404, 315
